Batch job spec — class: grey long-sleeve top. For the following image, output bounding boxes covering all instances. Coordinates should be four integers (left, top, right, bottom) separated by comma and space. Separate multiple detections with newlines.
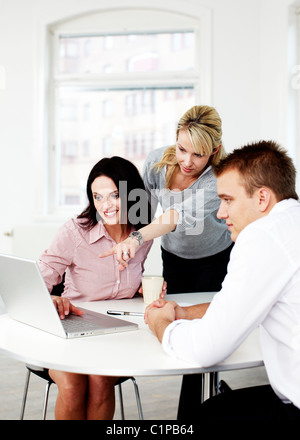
142, 147, 232, 259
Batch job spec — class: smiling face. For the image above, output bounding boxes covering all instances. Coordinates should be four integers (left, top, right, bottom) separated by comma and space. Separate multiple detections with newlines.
216, 169, 262, 242
176, 129, 213, 179
91, 175, 121, 226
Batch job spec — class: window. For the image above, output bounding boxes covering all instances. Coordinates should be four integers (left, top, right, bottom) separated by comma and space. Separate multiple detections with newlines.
47, 8, 211, 215
289, 8, 300, 193
103, 100, 113, 118
63, 141, 78, 158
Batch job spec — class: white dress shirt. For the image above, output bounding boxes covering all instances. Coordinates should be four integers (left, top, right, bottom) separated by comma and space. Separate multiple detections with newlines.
162, 198, 300, 408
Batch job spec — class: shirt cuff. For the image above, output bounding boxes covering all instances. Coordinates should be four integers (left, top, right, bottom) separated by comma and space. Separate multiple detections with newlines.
161, 319, 186, 357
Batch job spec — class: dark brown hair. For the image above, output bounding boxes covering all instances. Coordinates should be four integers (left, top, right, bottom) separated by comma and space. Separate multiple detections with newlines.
213, 140, 298, 201
78, 156, 152, 230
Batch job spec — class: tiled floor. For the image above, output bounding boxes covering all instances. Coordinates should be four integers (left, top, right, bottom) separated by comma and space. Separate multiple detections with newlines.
0, 350, 269, 420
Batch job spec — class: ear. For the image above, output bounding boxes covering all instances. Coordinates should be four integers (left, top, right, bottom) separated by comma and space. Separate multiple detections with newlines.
211, 144, 222, 155
257, 187, 272, 212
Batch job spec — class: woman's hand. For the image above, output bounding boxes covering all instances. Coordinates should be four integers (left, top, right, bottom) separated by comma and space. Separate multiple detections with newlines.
138, 280, 167, 299
99, 237, 139, 270
51, 295, 85, 320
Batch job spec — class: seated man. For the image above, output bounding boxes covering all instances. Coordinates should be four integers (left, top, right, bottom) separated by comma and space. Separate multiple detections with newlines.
145, 140, 300, 420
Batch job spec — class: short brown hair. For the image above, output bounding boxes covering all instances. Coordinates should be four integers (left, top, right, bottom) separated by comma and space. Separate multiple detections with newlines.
213, 140, 298, 201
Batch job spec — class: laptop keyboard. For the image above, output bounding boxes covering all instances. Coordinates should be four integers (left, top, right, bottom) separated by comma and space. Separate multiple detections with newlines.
61, 314, 101, 332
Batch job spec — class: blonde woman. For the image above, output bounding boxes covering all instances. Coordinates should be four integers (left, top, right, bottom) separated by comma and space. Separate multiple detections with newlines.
102, 105, 233, 294
100, 106, 233, 419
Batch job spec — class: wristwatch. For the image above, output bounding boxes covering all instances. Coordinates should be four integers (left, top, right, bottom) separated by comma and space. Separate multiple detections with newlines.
129, 230, 143, 246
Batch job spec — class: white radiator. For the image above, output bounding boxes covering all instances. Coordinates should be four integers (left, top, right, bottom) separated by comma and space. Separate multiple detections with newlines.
0, 223, 162, 314
11, 223, 61, 260
10, 223, 162, 274
0, 223, 62, 314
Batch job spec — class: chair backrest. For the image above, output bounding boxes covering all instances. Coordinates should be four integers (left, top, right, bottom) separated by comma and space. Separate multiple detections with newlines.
51, 273, 65, 297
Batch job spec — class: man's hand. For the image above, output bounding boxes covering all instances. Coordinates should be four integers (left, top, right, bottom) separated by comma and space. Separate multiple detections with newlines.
144, 298, 187, 324
144, 298, 210, 342
51, 295, 85, 320
146, 301, 177, 342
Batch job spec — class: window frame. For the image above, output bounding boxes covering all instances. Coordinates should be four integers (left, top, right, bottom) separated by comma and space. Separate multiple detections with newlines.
296, 9, 300, 192
44, 7, 212, 219
288, 8, 300, 194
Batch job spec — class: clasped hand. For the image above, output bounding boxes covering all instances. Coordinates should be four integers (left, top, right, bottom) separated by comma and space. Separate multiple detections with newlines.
144, 299, 186, 341
145, 299, 186, 323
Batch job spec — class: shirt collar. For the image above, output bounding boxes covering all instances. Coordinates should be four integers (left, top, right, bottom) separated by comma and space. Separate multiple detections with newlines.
270, 198, 300, 215
88, 221, 136, 244
88, 221, 108, 244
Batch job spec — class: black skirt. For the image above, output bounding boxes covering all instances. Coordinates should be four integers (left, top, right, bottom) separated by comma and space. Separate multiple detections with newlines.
161, 243, 234, 294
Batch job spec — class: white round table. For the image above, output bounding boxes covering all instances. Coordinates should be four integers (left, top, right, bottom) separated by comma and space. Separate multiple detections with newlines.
0, 293, 263, 377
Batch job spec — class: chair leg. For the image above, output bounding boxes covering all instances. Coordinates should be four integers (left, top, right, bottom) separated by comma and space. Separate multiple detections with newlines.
20, 369, 31, 420
131, 378, 144, 420
118, 384, 125, 420
209, 372, 219, 397
42, 381, 52, 420
215, 372, 220, 394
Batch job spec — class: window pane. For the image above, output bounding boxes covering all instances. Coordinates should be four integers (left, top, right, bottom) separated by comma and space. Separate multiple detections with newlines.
57, 87, 195, 206
58, 32, 195, 74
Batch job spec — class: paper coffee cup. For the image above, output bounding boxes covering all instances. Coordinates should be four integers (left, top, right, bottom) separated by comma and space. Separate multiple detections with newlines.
142, 276, 164, 305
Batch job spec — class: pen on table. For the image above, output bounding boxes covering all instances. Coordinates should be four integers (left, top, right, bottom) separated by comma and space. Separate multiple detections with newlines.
107, 310, 144, 317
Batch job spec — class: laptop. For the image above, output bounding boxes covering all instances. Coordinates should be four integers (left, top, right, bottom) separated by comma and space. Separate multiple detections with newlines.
0, 254, 138, 338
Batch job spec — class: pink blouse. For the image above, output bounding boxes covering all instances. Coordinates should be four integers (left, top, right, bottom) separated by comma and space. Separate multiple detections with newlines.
39, 218, 153, 302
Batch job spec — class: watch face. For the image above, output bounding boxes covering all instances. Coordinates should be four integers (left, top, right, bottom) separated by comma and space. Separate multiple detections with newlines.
130, 231, 142, 244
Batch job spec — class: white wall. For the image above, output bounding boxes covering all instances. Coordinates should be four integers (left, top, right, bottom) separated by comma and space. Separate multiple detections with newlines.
0, 0, 298, 258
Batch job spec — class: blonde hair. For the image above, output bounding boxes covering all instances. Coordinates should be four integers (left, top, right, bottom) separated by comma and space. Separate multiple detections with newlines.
154, 105, 226, 188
